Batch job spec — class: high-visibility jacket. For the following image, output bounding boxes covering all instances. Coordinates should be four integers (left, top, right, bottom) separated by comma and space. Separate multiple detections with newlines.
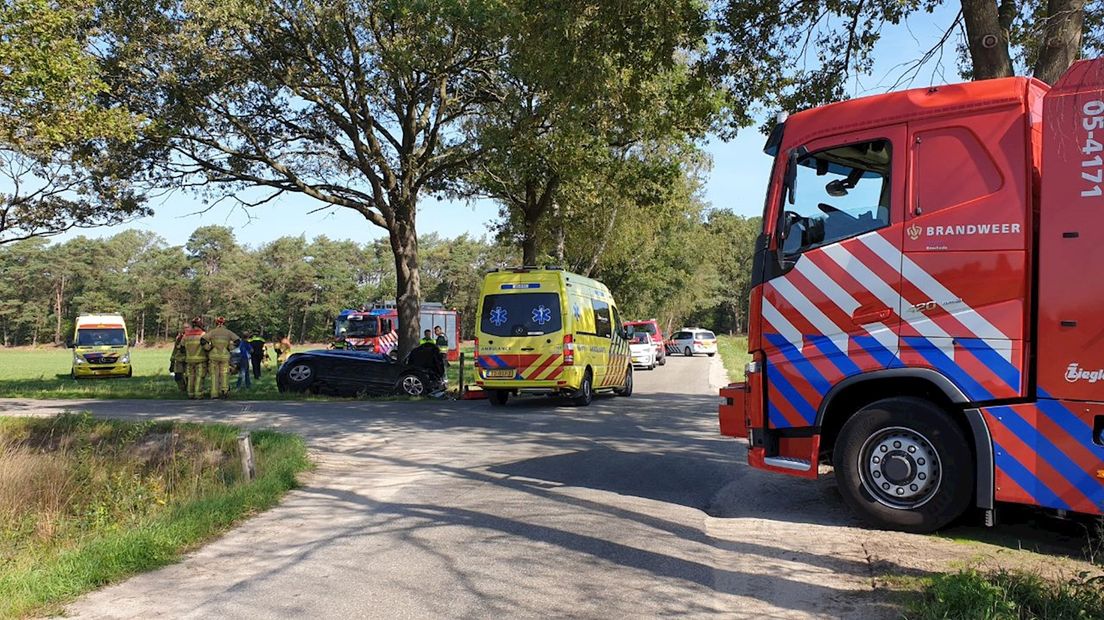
419, 337, 435, 346
182, 328, 207, 363
203, 326, 239, 362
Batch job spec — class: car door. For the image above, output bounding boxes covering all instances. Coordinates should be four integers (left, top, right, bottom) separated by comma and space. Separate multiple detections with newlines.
759, 126, 906, 430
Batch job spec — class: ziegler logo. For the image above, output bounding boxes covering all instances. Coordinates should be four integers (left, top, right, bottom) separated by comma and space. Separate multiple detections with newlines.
907, 224, 922, 241
1066, 362, 1104, 383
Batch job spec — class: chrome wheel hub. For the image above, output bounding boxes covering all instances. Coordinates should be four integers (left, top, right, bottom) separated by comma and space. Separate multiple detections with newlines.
402, 375, 424, 395
858, 427, 941, 509
288, 365, 311, 382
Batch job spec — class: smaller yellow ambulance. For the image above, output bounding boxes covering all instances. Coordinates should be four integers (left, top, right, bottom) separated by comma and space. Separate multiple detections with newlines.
69, 313, 133, 379
475, 267, 632, 406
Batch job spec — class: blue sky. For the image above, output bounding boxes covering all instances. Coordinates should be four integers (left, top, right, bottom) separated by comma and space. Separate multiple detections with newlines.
60, 4, 963, 247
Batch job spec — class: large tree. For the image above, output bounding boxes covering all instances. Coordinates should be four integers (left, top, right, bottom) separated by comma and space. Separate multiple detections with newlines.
711, 0, 1104, 128
0, 0, 145, 244
102, 0, 508, 356
465, 0, 718, 265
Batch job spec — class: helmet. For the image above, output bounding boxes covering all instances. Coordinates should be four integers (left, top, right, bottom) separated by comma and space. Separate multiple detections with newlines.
215, 316, 226, 326
191, 317, 205, 329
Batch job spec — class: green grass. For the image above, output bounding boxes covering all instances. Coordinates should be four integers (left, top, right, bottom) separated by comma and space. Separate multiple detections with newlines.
716, 335, 751, 383
901, 569, 1104, 620
0, 413, 311, 618
0, 345, 476, 400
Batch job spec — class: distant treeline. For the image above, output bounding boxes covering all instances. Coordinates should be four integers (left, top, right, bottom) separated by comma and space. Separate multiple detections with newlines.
0, 214, 760, 346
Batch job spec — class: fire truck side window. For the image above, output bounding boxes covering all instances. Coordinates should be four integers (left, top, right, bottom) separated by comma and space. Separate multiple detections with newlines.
782, 139, 891, 256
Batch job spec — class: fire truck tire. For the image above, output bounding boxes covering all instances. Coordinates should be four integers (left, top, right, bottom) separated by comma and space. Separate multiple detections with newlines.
487, 389, 509, 406
572, 369, 594, 406
833, 397, 972, 533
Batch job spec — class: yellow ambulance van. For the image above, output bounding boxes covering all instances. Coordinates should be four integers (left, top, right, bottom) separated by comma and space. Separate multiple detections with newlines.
474, 267, 631, 406
69, 313, 133, 378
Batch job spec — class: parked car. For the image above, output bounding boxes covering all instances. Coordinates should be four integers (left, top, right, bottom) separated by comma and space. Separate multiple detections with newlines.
670, 328, 717, 357
277, 343, 445, 397
629, 332, 658, 370
623, 319, 666, 366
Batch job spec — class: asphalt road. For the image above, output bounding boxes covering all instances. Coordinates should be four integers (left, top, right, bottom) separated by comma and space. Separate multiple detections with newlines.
0, 355, 1092, 619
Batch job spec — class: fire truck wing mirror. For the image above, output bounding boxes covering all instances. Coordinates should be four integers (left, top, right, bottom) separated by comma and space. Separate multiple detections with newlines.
783, 146, 806, 205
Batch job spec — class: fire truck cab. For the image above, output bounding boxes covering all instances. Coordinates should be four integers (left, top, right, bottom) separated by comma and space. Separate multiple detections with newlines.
721, 59, 1104, 532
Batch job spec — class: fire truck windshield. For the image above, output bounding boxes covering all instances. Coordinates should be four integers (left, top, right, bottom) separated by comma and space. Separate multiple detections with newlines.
336, 316, 378, 338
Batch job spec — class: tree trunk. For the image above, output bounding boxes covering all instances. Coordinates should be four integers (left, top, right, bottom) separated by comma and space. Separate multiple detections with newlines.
299, 307, 308, 343
53, 276, 65, 345
552, 200, 565, 263
389, 204, 421, 359
1034, 0, 1086, 85
961, 0, 1015, 79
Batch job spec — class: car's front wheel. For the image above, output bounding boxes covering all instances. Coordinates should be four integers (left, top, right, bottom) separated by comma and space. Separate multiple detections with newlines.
833, 397, 973, 533
284, 361, 315, 392
398, 372, 426, 396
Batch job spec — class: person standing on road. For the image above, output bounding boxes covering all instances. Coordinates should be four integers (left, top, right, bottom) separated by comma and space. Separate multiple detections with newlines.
203, 317, 239, 399
182, 318, 208, 400
274, 336, 292, 368
247, 333, 266, 379
169, 322, 189, 393
236, 337, 252, 390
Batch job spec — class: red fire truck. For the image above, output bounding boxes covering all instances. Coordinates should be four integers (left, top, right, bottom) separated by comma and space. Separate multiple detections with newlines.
719, 59, 1104, 533
333, 303, 462, 361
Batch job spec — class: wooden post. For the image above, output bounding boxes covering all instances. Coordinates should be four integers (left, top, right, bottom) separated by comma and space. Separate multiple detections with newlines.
458, 352, 465, 398
238, 432, 256, 481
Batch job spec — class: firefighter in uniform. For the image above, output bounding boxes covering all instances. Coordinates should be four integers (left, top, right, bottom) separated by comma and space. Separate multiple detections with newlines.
203, 317, 239, 399
182, 318, 208, 399
169, 322, 189, 393
274, 336, 291, 368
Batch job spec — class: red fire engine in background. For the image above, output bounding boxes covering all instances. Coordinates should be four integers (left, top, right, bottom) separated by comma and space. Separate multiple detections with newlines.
333, 303, 461, 361
720, 59, 1104, 532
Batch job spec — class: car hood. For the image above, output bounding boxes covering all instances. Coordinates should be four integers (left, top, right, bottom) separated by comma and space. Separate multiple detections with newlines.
290, 349, 394, 363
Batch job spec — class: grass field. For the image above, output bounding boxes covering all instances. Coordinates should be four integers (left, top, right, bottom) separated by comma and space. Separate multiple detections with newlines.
716, 335, 751, 383
0, 345, 476, 400
0, 413, 310, 618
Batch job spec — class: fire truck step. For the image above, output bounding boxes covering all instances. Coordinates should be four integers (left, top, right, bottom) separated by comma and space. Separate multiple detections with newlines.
763, 456, 813, 472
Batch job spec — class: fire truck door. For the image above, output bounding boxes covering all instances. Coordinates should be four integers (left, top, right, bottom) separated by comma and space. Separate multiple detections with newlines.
761, 125, 907, 432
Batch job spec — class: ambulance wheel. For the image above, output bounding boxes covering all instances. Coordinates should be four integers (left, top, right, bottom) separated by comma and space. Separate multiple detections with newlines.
833, 397, 972, 533
487, 389, 509, 406
615, 367, 633, 397
684, 347, 692, 357
572, 370, 594, 406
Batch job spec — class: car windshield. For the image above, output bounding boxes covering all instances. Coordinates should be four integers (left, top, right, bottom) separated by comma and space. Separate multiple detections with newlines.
480, 293, 562, 337
77, 328, 126, 346
336, 316, 378, 338
631, 333, 651, 344
626, 323, 657, 336
695, 331, 716, 340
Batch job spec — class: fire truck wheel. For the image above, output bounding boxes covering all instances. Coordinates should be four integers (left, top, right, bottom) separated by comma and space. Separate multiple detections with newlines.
487, 389, 509, 406
572, 369, 594, 406
833, 397, 972, 533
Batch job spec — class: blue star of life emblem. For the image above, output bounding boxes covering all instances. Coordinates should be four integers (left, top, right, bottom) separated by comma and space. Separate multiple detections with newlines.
490, 306, 508, 326
532, 305, 552, 325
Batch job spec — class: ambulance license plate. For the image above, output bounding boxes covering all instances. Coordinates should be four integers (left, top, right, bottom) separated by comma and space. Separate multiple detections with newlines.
486, 369, 516, 378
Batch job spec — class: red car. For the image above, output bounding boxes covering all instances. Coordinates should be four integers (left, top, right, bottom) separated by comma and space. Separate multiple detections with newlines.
623, 319, 666, 366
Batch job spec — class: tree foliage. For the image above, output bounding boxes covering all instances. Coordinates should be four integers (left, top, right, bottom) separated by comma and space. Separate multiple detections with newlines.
0, 0, 145, 244
710, 0, 1104, 130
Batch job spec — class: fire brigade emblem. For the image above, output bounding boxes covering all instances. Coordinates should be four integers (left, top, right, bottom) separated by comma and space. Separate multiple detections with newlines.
907, 223, 923, 241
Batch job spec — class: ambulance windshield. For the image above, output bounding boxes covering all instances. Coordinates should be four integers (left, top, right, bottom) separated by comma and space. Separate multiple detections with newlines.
77, 328, 126, 347
481, 293, 562, 337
